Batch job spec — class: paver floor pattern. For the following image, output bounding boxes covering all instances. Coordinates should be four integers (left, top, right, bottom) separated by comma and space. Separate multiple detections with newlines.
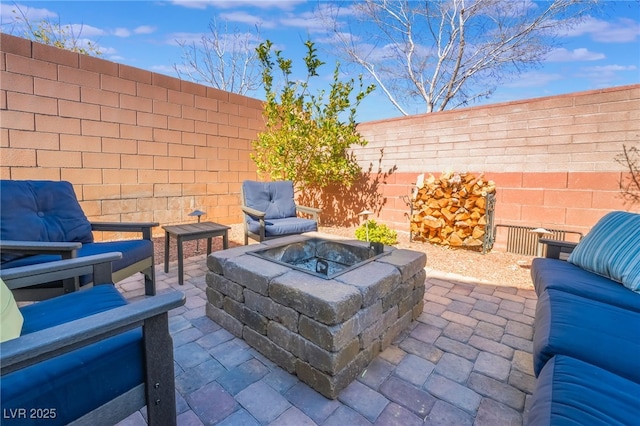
115, 252, 537, 426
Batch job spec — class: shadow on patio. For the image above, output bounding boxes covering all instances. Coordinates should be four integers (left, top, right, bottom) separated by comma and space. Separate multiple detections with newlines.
115, 241, 536, 426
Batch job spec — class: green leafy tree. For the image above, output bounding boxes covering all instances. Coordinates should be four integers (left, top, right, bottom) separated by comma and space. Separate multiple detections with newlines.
252, 40, 375, 192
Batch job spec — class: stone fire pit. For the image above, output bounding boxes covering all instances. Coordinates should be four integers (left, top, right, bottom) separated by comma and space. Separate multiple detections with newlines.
206, 235, 426, 399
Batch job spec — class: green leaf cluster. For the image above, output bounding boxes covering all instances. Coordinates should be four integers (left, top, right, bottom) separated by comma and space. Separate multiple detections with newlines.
252, 40, 375, 191
355, 220, 398, 246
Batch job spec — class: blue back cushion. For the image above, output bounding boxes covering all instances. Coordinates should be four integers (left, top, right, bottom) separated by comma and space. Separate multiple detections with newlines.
568, 211, 640, 293
243, 180, 297, 220
0, 180, 93, 262
533, 288, 640, 383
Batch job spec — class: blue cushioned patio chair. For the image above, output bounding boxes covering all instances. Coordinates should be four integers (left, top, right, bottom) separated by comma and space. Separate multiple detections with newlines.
0, 180, 159, 300
0, 252, 185, 426
240, 180, 322, 245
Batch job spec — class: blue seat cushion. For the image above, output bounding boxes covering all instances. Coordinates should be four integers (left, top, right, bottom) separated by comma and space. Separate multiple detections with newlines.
1, 285, 144, 425
79, 240, 153, 272
533, 288, 640, 383
1, 240, 153, 286
19, 284, 128, 333
247, 217, 318, 237
0, 180, 94, 263
531, 257, 640, 313
243, 180, 297, 220
528, 355, 640, 426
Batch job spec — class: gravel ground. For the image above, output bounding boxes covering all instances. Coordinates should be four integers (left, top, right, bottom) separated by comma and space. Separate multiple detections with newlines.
154, 223, 535, 290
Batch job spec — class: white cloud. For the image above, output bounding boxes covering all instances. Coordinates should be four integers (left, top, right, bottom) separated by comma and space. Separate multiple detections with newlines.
150, 64, 178, 75
113, 27, 131, 37
504, 71, 563, 88
220, 11, 276, 28
98, 46, 117, 55
106, 25, 157, 38
65, 23, 105, 37
546, 47, 605, 62
169, 1, 208, 10
168, 32, 206, 46
279, 11, 328, 32
561, 15, 640, 43
582, 64, 638, 73
315, 31, 361, 45
134, 25, 156, 35
576, 64, 639, 87
0, 3, 57, 22
171, 0, 304, 10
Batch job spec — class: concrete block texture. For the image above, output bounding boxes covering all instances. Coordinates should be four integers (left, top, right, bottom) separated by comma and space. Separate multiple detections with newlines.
1, 33, 262, 232
2, 32, 638, 240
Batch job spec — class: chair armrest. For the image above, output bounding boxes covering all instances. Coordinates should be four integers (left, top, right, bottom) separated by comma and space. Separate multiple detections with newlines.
241, 206, 266, 220
540, 239, 578, 260
0, 240, 81, 257
296, 205, 322, 221
0, 252, 122, 290
0, 290, 186, 375
90, 222, 159, 240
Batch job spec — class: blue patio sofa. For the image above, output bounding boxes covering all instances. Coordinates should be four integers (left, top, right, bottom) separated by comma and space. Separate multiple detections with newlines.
527, 211, 640, 425
0, 180, 158, 300
0, 252, 185, 425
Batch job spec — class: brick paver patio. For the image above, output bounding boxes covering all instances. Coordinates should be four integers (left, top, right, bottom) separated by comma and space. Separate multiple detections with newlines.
115, 249, 537, 425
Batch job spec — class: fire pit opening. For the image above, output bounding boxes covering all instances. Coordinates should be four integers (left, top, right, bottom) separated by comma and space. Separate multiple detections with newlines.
248, 238, 388, 279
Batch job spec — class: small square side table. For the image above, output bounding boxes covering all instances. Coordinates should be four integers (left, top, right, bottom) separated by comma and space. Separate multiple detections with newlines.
162, 221, 231, 285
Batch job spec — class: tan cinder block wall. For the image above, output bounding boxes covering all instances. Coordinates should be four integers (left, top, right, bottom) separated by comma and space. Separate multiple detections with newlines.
0, 33, 262, 239
354, 84, 640, 244
2, 32, 639, 249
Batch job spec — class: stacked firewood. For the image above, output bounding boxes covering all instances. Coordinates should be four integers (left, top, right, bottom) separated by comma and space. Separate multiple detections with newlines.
409, 171, 496, 248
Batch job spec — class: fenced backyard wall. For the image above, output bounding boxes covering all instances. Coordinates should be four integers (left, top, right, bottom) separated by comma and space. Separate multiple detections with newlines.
0, 33, 261, 239
352, 84, 640, 247
2, 33, 639, 248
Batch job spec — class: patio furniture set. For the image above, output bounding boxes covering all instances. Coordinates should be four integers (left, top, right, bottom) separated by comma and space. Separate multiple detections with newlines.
1, 178, 639, 424
0, 179, 323, 425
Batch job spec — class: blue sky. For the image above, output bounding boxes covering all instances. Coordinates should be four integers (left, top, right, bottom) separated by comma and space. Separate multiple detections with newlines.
1, 0, 639, 122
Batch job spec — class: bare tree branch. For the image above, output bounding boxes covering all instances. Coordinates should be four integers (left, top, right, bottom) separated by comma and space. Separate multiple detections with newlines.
173, 19, 262, 95
319, 0, 599, 114
616, 144, 640, 206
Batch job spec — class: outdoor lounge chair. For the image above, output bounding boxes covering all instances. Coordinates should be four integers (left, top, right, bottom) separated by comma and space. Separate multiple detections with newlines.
0, 180, 158, 300
0, 252, 185, 426
240, 180, 321, 244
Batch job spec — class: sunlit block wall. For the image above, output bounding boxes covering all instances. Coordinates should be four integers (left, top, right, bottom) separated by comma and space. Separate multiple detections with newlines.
354, 84, 640, 243
0, 33, 262, 239
3, 32, 639, 246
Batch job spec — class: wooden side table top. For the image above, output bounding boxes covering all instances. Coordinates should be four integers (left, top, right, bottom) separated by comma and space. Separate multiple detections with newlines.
162, 221, 230, 239
162, 221, 231, 285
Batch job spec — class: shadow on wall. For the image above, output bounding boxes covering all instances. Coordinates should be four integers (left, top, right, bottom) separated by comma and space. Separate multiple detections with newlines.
298, 149, 397, 227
